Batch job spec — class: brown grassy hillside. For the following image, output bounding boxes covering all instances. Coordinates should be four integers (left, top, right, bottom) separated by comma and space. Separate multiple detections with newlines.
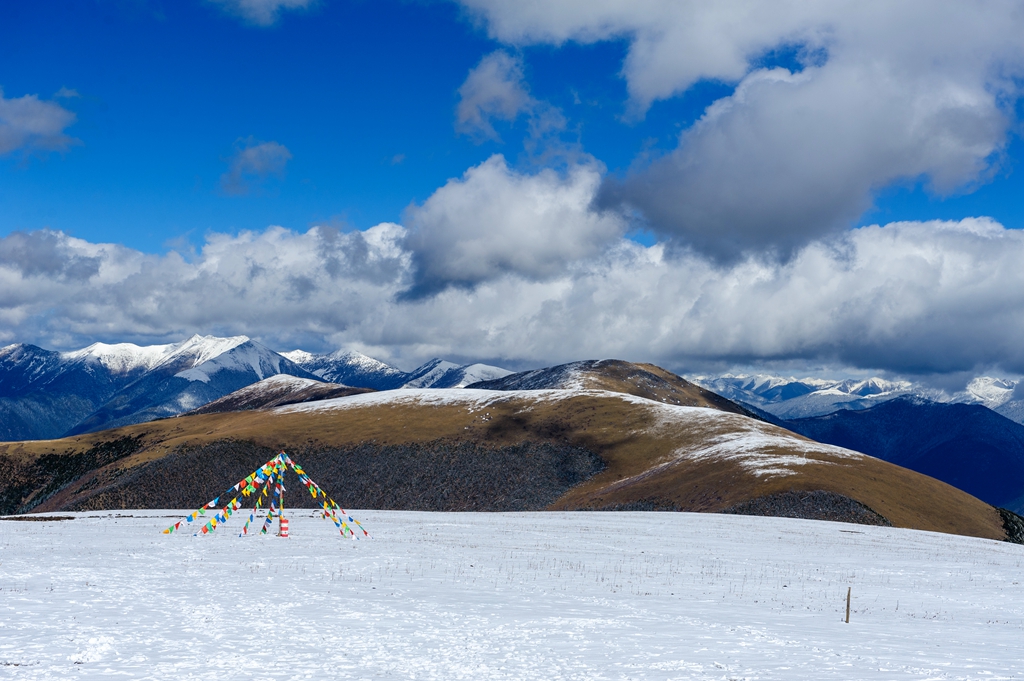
0, 385, 1009, 542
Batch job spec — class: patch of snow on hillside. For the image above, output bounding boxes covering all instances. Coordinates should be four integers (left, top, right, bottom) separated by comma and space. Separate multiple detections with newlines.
275, 388, 851, 478
231, 374, 323, 395
273, 387, 532, 413
683, 427, 860, 477
1, 511, 1021, 679
606, 392, 862, 477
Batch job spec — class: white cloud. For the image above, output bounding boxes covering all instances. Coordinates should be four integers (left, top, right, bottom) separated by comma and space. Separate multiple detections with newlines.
402, 154, 624, 295
455, 50, 571, 157
456, 50, 535, 142
6, 215, 1024, 378
457, 1, 1024, 257
207, 0, 315, 26
459, 0, 817, 115
0, 87, 78, 156
220, 138, 292, 195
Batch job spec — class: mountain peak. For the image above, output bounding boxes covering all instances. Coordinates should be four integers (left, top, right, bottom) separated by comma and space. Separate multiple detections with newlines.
960, 376, 1018, 409
281, 349, 316, 364
164, 334, 251, 369
62, 341, 176, 374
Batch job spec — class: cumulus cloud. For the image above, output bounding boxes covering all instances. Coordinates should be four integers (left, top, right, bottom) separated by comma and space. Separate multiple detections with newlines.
601, 62, 1009, 259
207, 0, 315, 26
0, 87, 78, 156
457, 1, 1024, 257
0, 224, 410, 350
456, 51, 535, 142
6, 216, 1024, 378
459, 0, 816, 114
220, 138, 292, 195
402, 154, 624, 296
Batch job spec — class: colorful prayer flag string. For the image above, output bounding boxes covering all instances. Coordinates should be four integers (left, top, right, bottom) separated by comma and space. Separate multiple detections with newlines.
162, 451, 369, 539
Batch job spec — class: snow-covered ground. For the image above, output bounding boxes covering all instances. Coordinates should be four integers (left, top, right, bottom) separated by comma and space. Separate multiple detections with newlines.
1, 511, 1021, 680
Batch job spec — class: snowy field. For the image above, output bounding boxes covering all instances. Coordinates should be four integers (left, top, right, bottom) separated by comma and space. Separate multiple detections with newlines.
1, 511, 1022, 680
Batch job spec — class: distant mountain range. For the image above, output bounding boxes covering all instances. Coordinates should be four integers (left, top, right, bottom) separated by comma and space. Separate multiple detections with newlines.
0, 336, 511, 441
281, 350, 511, 390
3, 358, 1016, 546
693, 374, 1024, 424
7, 337, 1024, 517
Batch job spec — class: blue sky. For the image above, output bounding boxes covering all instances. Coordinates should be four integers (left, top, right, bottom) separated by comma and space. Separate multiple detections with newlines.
3, 1, 1024, 381
6, 0, 1020, 253
1, 0, 621, 250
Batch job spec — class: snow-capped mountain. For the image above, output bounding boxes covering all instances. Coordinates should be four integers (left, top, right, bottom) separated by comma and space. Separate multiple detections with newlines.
1, 337, 517, 441
0, 335, 322, 440
281, 349, 408, 390
693, 374, 915, 419
400, 359, 513, 389
956, 377, 1018, 409
67, 336, 319, 435
283, 350, 511, 390
948, 376, 1024, 424
439, 363, 513, 388
61, 341, 177, 374
694, 372, 1024, 425
0, 341, 179, 441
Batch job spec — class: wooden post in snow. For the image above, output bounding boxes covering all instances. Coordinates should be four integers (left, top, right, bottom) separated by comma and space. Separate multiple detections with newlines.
845, 587, 851, 623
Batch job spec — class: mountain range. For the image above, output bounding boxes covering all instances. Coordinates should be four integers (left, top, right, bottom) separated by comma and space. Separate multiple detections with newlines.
7, 336, 1024, 519
0, 335, 314, 440
281, 350, 511, 390
2, 358, 1017, 546
693, 373, 1024, 423
0, 336, 511, 441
